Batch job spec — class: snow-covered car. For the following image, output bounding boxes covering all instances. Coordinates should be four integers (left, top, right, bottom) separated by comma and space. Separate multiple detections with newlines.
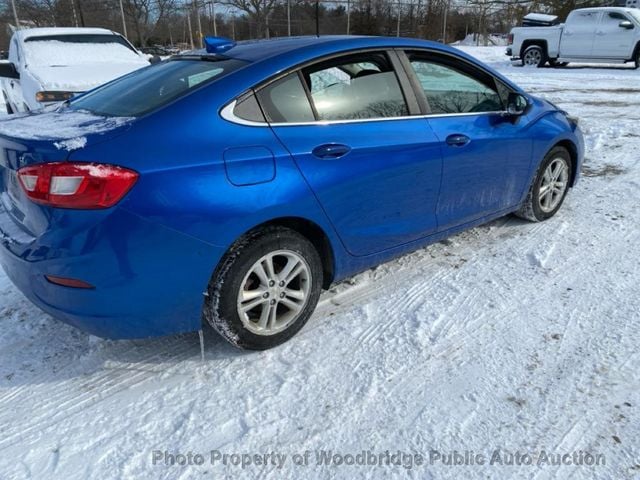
507, 7, 640, 68
0, 28, 152, 114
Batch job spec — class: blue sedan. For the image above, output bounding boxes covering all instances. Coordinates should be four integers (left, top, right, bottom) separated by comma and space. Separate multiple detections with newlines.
0, 36, 584, 349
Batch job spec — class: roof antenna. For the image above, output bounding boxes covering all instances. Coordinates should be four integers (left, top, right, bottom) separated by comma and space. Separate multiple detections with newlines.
315, 0, 320, 37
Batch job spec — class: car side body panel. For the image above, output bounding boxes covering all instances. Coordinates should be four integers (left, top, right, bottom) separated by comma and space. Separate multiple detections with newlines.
0, 36, 584, 339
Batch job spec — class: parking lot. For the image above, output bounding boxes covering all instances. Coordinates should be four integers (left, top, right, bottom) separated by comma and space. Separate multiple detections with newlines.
0, 46, 638, 479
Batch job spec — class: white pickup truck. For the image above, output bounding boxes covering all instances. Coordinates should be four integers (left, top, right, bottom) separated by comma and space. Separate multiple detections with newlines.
507, 7, 640, 68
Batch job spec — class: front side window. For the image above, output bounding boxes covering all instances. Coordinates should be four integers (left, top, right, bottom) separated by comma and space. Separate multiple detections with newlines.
303, 53, 408, 121
70, 58, 246, 117
407, 55, 503, 114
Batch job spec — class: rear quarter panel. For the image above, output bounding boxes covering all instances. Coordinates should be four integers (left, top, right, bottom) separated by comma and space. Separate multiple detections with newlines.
512, 26, 563, 57
70, 80, 347, 277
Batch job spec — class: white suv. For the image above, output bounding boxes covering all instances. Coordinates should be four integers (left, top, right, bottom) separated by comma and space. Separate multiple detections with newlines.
0, 27, 151, 114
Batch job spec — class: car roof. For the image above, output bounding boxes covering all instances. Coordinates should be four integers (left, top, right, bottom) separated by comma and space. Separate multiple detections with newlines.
13, 27, 119, 42
180, 35, 523, 100
573, 7, 637, 14
191, 35, 460, 63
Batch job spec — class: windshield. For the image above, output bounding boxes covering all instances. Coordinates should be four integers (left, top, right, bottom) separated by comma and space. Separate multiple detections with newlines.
69, 57, 247, 117
23, 34, 140, 66
628, 10, 640, 24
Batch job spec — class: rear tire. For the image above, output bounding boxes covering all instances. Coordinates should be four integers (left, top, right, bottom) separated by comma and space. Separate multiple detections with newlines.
516, 147, 572, 222
522, 45, 546, 68
204, 226, 323, 350
634, 48, 640, 69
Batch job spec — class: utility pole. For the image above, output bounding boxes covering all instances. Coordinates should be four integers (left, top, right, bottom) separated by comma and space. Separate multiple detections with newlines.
195, 0, 203, 47
76, 0, 85, 27
10, 0, 20, 29
346, 0, 350, 34
396, 1, 401, 37
231, 15, 236, 40
287, 0, 291, 36
210, 1, 217, 36
187, 9, 195, 49
71, 0, 79, 27
442, 1, 448, 43
119, 0, 128, 38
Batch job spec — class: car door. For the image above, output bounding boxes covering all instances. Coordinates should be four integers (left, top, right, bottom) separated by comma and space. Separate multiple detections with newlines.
3, 38, 24, 112
400, 50, 532, 230
560, 10, 600, 58
259, 51, 443, 257
592, 11, 637, 59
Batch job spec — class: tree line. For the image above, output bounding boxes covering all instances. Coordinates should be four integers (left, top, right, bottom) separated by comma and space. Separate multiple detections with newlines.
0, 0, 613, 50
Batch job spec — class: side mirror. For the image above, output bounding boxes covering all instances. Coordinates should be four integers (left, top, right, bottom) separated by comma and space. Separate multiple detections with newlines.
0, 62, 19, 79
507, 92, 528, 116
620, 20, 634, 30
149, 55, 162, 65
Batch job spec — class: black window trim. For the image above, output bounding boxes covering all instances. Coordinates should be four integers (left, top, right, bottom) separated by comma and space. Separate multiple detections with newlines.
219, 47, 519, 127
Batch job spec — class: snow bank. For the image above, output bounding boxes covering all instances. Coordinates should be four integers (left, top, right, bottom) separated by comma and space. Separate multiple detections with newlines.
452, 34, 508, 47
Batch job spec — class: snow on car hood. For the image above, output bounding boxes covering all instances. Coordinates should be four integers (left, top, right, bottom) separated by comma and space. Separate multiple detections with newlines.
0, 109, 134, 151
28, 62, 148, 92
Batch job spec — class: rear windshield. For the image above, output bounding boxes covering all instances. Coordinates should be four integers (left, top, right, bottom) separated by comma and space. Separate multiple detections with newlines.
69, 57, 247, 117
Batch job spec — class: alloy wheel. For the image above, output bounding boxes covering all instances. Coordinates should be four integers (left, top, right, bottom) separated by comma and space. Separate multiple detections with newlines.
523, 49, 542, 67
236, 250, 311, 336
538, 157, 569, 213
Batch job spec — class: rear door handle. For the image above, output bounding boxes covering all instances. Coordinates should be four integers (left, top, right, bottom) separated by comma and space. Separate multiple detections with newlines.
445, 134, 470, 147
312, 143, 351, 159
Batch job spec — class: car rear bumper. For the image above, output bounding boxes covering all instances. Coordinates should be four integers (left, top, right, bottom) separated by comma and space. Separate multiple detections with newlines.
0, 204, 224, 339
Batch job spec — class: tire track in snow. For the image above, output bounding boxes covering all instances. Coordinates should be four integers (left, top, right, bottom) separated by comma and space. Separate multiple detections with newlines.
0, 341, 200, 451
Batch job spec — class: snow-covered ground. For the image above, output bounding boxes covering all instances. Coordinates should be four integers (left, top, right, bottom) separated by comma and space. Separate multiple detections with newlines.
1, 47, 639, 479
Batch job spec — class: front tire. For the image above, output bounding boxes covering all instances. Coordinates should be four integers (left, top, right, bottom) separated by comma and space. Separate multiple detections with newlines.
204, 226, 323, 350
548, 59, 568, 68
634, 48, 640, 69
522, 45, 546, 68
516, 147, 572, 222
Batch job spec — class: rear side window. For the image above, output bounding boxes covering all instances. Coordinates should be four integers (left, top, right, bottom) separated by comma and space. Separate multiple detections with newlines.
233, 92, 266, 123
407, 54, 503, 114
257, 73, 315, 123
302, 52, 408, 121
69, 58, 247, 117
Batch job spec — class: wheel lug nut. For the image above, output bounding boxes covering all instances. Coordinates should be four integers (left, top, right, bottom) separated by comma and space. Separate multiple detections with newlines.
270, 299, 276, 305
279, 281, 285, 287
263, 292, 269, 298
280, 292, 285, 298
269, 280, 275, 287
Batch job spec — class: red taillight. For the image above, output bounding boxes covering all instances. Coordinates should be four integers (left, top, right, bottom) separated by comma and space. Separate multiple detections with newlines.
17, 162, 138, 209
508, 33, 514, 45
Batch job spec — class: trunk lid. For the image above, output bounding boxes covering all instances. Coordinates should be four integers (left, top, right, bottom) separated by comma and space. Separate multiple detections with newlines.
0, 109, 133, 239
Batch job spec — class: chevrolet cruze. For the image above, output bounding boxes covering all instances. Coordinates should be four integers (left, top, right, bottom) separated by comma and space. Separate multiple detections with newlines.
0, 36, 584, 350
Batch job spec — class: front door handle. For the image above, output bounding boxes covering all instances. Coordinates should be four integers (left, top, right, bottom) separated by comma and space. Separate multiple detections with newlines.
445, 134, 471, 147
312, 143, 351, 159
